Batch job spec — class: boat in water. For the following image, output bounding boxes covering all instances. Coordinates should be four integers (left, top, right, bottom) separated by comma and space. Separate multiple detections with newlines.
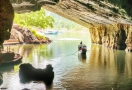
0, 51, 22, 64
78, 41, 87, 55
44, 30, 59, 35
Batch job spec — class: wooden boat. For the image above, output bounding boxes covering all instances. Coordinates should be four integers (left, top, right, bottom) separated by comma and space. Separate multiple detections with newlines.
0, 52, 22, 64
78, 43, 87, 61
78, 42, 87, 55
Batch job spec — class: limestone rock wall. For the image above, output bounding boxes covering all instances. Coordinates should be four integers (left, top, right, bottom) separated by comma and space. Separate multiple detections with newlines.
125, 26, 132, 51
0, 0, 14, 46
89, 24, 132, 51
11, 24, 52, 44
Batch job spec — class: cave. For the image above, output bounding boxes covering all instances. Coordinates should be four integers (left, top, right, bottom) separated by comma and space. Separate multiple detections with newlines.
0, 0, 132, 51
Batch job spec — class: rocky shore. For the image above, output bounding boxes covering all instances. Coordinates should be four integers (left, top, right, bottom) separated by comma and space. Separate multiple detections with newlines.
3, 23, 52, 45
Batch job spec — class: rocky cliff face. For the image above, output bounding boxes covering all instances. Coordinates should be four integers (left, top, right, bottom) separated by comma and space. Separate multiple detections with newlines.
10, 24, 52, 44
10, 0, 132, 26
0, 0, 14, 46
5, 0, 132, 51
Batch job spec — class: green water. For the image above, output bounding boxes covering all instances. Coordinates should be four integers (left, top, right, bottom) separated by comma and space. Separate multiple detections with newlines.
0, 31, 132, 90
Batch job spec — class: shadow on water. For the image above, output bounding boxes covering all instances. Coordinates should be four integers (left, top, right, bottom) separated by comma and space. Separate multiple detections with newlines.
78, 54, 87, 63
60, 44, 132, 90
0, 60, 22, 73
92, 45, 132, 90
90, 44, 126, 74
0, 31, 92, 89
2, 31, 132, 90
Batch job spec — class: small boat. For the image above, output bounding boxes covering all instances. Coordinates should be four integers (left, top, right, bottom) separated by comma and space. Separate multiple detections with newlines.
44, 30, 59, 35
0, 54, 22, 73
0, 52, 22, 64
78, 41, 87, 55
0, 52, 22, 73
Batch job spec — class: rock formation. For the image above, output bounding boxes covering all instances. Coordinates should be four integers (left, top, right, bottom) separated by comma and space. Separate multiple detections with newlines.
9, 24, 52, 44
1, 0, 132, 50
89, 24, 130, 50
19, 63, 54, 86
0, 0, 14, 46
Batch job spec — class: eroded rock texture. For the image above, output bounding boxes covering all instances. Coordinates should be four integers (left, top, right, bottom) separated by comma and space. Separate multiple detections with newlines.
9, 0, 132, 27
89, 24, 129, 50
2, 0, 132, 50
0, 0, 14, 46
11, 24, 52, 44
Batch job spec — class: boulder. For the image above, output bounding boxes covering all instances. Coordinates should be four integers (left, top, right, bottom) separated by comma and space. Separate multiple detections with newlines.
19, 63, 54, 86
4, 24, 52, 45
0, 0, 14, 46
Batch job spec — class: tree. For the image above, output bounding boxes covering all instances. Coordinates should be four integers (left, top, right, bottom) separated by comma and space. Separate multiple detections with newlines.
14, 8, 54, 29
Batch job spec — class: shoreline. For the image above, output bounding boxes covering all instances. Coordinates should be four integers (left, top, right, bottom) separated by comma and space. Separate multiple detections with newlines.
3, 40, 52, 45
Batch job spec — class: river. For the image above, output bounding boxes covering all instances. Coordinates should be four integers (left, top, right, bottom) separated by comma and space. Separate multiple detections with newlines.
0, 31, 132, 90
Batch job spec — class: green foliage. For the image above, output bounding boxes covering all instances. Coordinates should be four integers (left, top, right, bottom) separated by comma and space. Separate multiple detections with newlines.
49, 11, 87, 30
111, 7, 119, 13
107, 0, 123, 6
119, 8, 127, 16
14, 8, 54, 40
111, 7, 127, 16
14, 8, 55, 29
76, 0, 96, 11
28, 26, 46, 40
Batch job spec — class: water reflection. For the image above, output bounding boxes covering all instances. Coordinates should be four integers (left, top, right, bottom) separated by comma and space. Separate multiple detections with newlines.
4, 44, 53, 64
78, 54, 87, 63
4, 44, 48, 56
0, 61, 21, 73
1, 31, 132, 89
0, 44, 54, 89
61, 44, 132, 90
89, 44, 126, 75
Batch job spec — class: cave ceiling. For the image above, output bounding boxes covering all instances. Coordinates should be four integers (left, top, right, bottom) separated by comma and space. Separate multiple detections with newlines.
10, 0, 132, 28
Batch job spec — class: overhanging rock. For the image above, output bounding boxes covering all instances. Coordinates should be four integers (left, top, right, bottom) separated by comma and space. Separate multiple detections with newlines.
10, 0, 132, 27
8, 0, 132, 51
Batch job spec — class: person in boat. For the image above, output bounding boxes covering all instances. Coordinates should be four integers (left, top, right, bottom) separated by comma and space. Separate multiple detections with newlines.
78, 41, 83, 51
81, 44, 87, 54
78, 41, 87, 54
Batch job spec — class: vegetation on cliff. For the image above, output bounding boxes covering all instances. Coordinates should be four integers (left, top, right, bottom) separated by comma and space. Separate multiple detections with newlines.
14, 8, 87, 31
14, 8, 54, 29
49, 11, 87, 30
14, 8, 54, 40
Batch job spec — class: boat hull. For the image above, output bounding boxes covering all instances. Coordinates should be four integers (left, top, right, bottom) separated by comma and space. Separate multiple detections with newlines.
44, 30, 59, 35
0, 52, 22, 64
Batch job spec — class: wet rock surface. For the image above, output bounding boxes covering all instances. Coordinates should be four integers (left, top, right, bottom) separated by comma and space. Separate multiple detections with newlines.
0, 0, 14, 45
4, 24, 52, 45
